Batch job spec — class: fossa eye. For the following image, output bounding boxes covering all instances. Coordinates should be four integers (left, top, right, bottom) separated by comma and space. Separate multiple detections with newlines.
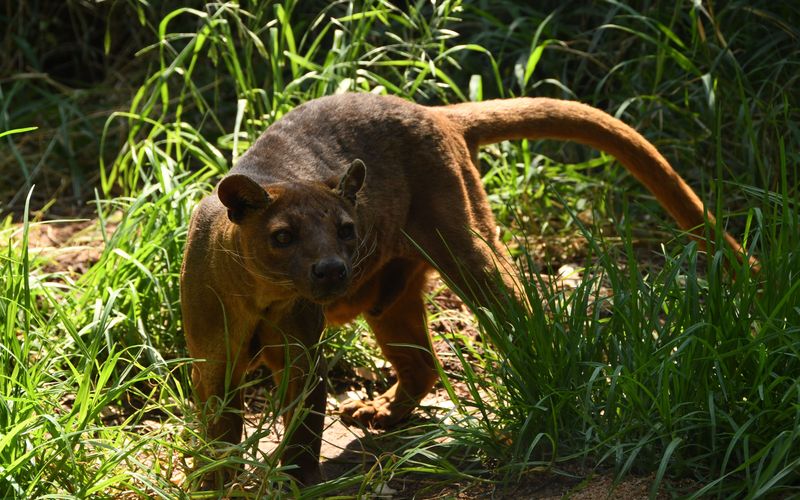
271, 229, 294, 247
337, 223, 355, 240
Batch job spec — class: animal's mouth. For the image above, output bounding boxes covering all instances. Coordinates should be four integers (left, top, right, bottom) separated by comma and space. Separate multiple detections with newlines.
310, 283, 350, 304
313, 291, 347, 304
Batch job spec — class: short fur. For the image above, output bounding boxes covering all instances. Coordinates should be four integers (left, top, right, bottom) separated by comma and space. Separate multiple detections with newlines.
181, 93, 755, 486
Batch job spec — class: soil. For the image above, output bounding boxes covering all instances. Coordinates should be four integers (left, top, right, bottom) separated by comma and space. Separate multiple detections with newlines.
7, 216, 117, 276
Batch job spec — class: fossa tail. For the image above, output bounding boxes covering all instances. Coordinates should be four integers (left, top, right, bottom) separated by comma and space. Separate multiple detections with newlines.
439, 98, 758, 271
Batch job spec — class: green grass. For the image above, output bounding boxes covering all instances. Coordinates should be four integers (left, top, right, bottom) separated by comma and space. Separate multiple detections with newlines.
1, 0, 798, 497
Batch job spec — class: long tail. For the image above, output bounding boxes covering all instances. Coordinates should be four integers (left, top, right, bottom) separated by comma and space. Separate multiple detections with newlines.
438, 98, 758, 270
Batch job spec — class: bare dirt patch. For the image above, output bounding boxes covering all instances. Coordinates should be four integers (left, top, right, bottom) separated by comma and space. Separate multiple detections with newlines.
241, 394, 693, 499
7, 216, 118, 276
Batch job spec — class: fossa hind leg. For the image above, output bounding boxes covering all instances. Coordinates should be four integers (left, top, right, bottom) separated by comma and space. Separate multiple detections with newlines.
411, 200, 522, 308
409, 150, 522, 306
339, 261, 438, 428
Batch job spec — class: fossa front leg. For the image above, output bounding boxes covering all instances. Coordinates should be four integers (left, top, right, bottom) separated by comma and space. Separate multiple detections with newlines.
257, 299, 327, 485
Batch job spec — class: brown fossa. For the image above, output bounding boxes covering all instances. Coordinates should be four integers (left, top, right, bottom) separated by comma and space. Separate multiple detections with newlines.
180, 93, 756, 486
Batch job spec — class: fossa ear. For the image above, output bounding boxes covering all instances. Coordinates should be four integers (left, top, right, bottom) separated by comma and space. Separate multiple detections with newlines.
217, 174, 271, 223
337, 159, 366, 204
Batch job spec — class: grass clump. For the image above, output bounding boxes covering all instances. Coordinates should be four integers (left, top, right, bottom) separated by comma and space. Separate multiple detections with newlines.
449, 200, 797, 496
0, 195, 188, 497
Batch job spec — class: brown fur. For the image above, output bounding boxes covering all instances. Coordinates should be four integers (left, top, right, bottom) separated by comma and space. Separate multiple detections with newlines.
180, 93, 755, 486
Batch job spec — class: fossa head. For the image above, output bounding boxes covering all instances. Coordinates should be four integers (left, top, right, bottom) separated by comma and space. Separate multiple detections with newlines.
217, 160, 366, 303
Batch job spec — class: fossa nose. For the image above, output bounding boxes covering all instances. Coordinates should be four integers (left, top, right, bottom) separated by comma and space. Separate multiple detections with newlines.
311, 257, 348, 284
